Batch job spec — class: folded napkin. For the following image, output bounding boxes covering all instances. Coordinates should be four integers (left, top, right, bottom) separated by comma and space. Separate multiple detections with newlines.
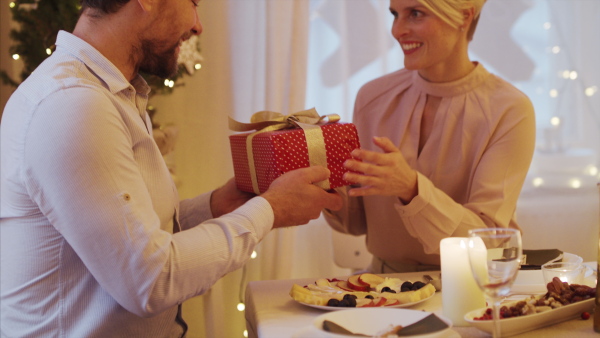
322, 313, 449, 337
520, 249, 563, 270
394, 313, 449, 336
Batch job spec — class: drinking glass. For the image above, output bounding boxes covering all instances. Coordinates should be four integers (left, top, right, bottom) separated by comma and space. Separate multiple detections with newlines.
467, 228, 522, 338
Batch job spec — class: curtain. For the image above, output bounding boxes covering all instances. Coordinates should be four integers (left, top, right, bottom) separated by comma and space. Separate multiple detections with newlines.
228, 0, 308, 283
227, 0, 348, 282
305, 0, 401, 121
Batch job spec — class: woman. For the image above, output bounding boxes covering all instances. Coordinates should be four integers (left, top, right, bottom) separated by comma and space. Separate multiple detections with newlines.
323, 0, 535, 273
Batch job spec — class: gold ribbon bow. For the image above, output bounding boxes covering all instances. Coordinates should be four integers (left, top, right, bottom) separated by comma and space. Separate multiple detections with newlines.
229, 108, 341, 194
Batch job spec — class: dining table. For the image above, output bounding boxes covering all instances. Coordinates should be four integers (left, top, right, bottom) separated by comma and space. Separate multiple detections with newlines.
245, 268, 598, 338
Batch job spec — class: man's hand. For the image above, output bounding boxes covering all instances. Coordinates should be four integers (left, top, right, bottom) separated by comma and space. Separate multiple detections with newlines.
210, 178, 256, 218
261, 166, 343, 228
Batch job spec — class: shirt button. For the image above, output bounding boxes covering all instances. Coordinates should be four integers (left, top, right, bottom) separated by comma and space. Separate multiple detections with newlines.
123, 193, 131, 201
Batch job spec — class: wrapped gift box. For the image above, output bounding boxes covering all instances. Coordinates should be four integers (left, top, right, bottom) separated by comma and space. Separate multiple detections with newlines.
230, 123, 360, 194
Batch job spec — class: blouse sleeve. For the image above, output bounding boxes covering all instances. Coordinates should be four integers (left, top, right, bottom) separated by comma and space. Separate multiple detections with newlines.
395, 93, 536, 254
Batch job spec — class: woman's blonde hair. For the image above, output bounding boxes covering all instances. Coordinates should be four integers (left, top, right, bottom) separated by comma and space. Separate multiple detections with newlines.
417, 0, 487, 41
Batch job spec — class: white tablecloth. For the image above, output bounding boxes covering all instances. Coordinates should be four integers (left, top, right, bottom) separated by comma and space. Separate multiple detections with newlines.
245, 270, 598, 337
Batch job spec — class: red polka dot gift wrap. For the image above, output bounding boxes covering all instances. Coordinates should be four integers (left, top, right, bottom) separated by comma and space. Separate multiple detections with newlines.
229, 111, 361, 194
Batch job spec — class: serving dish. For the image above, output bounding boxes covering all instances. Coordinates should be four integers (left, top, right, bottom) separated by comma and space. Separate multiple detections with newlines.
510, 257, 595, 296
464, 298, 594, 336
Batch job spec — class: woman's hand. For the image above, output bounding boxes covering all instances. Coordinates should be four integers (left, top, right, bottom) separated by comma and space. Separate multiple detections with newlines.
343, 136, 418, 204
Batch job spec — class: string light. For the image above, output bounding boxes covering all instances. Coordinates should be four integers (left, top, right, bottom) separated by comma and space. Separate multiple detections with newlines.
558, 69, 577, 80
194, 63, 201, 70
568, 178, 582, 189
12, 54, 19, 60
46, 48, 52, 55
523, 13, 598, 193
529, 175, 598, 189
584, 165, 598, 176
163, 79, 175, 88
585, 86, 597, 97
243, 330, 248, 337
235, 250, 259, 317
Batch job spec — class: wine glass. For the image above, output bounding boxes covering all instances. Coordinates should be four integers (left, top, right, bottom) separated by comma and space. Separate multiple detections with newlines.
467, 228, 522, 338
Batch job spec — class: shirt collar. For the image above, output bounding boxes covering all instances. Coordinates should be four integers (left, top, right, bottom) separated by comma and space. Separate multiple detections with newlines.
412, 62, 489, 97
55, 30, 151, 96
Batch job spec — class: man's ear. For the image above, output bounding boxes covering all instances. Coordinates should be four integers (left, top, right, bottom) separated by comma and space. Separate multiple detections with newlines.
137, 0, 159, 12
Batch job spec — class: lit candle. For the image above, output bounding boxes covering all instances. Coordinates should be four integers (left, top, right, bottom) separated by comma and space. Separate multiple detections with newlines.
440, 237, 486, 326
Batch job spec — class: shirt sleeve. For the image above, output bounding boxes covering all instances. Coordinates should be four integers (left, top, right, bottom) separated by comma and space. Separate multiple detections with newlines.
178, 192, 214, 230
24, 87, 274, 316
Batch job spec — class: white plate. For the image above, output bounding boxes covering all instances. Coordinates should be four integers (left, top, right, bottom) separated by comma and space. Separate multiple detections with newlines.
464, 298, 594, 336
312, 308, 453, 337
296, 292, 435, 311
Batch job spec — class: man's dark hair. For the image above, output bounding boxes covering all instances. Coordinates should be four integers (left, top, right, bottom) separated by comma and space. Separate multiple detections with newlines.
80, 0, 131, 15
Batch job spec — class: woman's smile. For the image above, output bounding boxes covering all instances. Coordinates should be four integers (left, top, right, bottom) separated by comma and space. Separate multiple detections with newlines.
400, 41, 423, 55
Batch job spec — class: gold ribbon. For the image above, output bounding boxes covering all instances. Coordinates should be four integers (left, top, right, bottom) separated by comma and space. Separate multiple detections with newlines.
229, 108, 341, 194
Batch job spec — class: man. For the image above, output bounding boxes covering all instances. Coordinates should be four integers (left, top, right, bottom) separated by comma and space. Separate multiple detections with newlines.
0, 0, 342, 336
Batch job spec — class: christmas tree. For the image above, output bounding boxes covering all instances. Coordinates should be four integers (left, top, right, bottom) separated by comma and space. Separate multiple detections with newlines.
1, 0, 202, 97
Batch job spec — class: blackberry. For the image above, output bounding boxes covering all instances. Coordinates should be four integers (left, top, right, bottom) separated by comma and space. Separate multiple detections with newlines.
327, 299, 340, 307
412, 281, 426, 290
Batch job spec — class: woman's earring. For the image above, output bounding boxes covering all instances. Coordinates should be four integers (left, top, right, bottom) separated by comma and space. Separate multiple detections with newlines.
461, 26, 465, 32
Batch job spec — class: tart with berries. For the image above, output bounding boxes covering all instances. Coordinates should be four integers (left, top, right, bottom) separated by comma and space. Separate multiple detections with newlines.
289, 273, 436, 309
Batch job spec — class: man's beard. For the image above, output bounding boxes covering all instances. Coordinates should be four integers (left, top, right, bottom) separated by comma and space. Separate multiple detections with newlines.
138, 38, 179, 79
